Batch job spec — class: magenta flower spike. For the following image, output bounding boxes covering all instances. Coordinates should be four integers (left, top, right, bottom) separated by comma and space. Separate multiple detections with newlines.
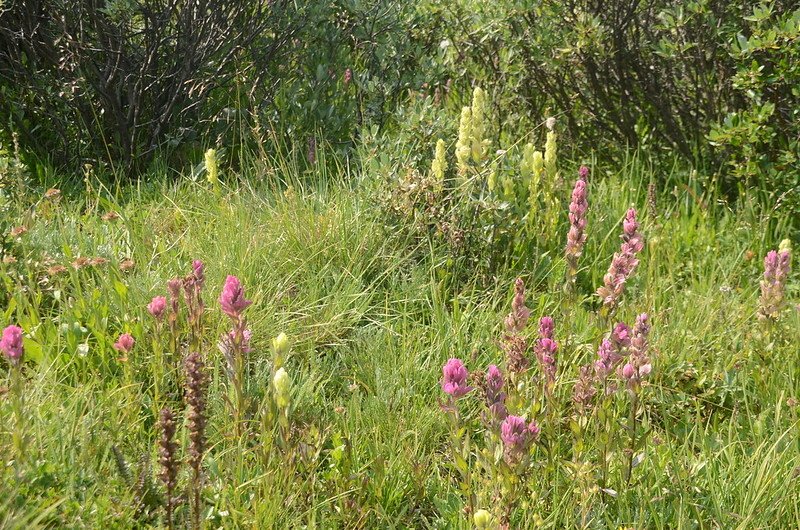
485, 364, 507, 419
622, 313, 652, 389
148, 296, 167, 320
597, 208, 644, 310
219, 275, 252, 320
441, 358, 473, 398
192, 260, 205, 286
594, 339, 618, 380
113, 333, 135, 355
486, 364, 504, 396
759, 247, 792, 321
535, 337, 558, 387
500, 415, 539, 464
534, 316, 557, 388
0, 325, 24, 362
611, 322, 631, 349
565, 167, 590, 282
538, 316, 554, 340
621, 363, 636, 380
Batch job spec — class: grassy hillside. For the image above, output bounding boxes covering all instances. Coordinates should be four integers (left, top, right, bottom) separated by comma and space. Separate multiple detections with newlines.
1, 150, 798, 528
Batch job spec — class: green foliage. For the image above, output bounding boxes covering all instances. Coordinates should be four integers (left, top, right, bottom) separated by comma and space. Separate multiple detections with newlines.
0, 0, 303, 175
426, 0, 799, 214
709, 4, 800, 211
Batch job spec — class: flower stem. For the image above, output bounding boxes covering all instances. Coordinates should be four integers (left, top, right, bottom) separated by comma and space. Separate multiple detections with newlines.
624, 391, 639, 486
11, 363, 25, 472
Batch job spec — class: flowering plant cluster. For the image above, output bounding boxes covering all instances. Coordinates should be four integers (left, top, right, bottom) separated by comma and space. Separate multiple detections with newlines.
438, 265, 660, 525
758, 240, 792, 322
597, 208, 645, 313
380, 87, 571, 285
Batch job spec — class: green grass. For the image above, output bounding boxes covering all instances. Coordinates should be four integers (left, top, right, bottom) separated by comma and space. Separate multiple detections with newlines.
1, 152, 798, 529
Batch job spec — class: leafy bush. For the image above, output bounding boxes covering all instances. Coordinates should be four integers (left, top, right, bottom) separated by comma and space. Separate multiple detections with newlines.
0, 0, 302, 175
708, 4, 800, 210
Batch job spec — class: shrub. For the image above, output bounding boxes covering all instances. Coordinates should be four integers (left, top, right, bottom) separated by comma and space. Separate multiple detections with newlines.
0, 0, 302, 175
708, 4, 800, 210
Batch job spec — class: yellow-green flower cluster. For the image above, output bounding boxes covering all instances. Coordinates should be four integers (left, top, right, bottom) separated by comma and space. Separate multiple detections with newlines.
521, 142, 544, 204
273, 367, 291, 410
544, 120, 558, 185
502, 173, 515, 200
520, 143, 535, 183
455, 87, 491, 176
204, 148, 218, 187
471, 87, 487, 164
473, 509, 492, 529
272, 332, 289, 369
487, 163, 498, 193
455, 107, 472, 176
431, 138, 447, 191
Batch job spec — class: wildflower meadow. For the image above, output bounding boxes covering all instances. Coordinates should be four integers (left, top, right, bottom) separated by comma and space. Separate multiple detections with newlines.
1, 4, 800, 527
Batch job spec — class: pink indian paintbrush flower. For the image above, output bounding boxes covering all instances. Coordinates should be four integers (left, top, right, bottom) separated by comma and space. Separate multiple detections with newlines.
621, 313, 652, 388
192, 260, 205, 286
500, 415, 540, 464
1, 325, 24, 362
565, 167, 590, 279
597, 208, 644, 310
219, 275, 252, 319
441, 358, 473, 398
621, 363, 636, 380
758, 247, 792, 321
594, 337, 624, 382
534, 316, 558, 388
622, 208, 644, 253
535, 337, 558, 387
485, 364, 507, 420
168, 278, 182, 314
218, 328, 253, 370
611, 322, 631, 349
502, 278, 532, 374
572, 364, 596, 412
504, 278, 531, 333
113, 333, 135, 355
538, 316, 554, 340
148, 296, 167, 320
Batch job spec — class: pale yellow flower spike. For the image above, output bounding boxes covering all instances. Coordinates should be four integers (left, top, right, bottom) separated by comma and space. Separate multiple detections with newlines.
529, 150, 544, 210
205, 148, 218, 188
273, 367, 291, 409
471, 87, 486, 164
431, 138, 447, 192
502, 174, 515, 201
455, 106, 472, 176
544, 128, 558, 185
521, 142, 535, 185
487, 163, 497, 193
